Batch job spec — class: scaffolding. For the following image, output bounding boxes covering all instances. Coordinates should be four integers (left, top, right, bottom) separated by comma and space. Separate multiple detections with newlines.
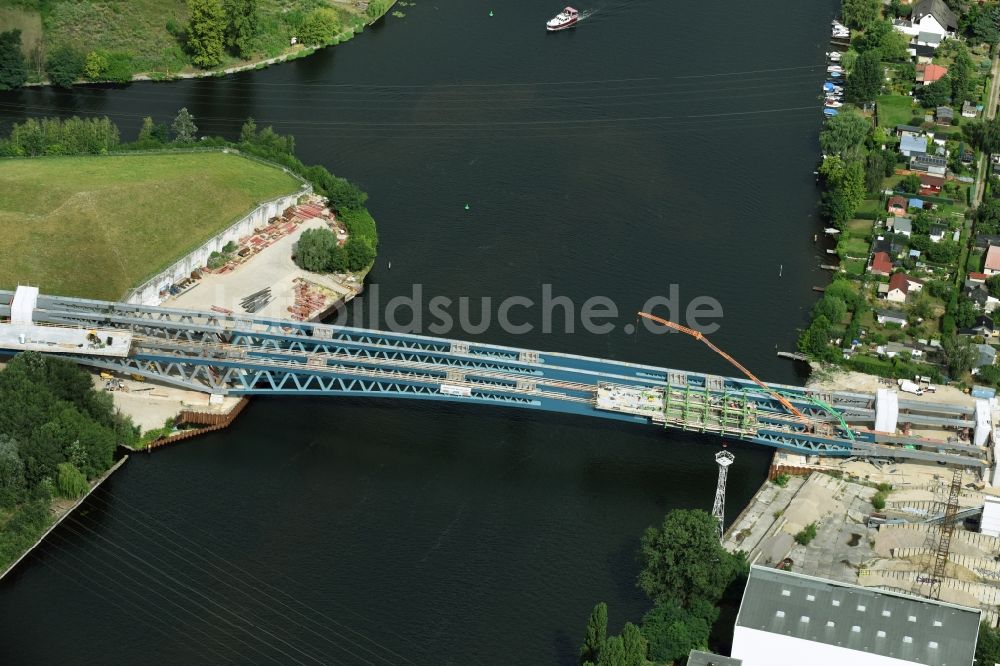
712, 450, 735, 541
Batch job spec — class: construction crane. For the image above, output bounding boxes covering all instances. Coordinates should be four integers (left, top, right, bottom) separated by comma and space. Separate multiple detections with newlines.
637, 312, 811, 425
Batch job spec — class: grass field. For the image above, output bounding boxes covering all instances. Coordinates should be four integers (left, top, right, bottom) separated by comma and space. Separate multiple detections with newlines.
877, 95, 919, 128
0, 152, 302, 300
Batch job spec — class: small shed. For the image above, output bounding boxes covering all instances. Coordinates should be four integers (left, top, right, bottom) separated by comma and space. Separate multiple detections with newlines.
935, 105, 954, 125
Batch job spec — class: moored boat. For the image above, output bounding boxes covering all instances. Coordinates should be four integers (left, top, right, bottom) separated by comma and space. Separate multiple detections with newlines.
546, 6, 579, 31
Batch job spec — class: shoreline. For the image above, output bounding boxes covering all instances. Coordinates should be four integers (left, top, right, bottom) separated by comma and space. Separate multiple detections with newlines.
0, 455, 130, 582
17, 1, 399, 90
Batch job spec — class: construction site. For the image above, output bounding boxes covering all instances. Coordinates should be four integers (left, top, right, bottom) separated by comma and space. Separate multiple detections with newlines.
163, 195, 362, 322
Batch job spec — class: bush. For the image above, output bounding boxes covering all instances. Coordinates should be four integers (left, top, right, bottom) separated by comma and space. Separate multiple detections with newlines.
84, 51, 109, 80
773, 473, 790, 487
366, 0, 390, 19
299, 8, 341, 44
46, 46, 86, 88
872, 491, 887, 511
55, 462, 90, 499
103, 52, 135, 83
795, 522, 818, 546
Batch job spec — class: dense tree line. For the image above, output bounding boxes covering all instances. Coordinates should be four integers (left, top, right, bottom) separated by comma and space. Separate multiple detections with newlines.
0, 116, 121, 156
0, 353, 137, 567
578, 510, 748, 665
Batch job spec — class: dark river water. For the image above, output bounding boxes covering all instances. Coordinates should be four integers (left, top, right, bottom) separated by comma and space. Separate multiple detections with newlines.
0, 0, 838, 662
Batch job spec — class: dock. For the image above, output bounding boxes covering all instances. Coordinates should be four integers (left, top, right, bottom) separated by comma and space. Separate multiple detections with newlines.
777, 351, 810, 362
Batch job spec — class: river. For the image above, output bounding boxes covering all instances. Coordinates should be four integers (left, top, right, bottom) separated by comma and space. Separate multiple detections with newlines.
0, 0, 838, 662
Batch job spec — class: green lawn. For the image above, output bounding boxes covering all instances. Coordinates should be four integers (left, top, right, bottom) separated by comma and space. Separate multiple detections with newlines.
877, 95, 919, 128
846, 218, 874, 236
841, 237, 871, 257
0, 152, 302, 300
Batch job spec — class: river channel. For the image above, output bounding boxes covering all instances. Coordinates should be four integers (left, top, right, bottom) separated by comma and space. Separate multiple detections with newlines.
0, 0, 837, 662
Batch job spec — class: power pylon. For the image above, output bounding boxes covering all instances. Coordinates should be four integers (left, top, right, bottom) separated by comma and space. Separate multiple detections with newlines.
713, 449, 735, 541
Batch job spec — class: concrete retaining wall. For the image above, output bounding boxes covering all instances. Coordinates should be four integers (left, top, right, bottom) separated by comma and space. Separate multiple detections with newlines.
126, 186, 310, 306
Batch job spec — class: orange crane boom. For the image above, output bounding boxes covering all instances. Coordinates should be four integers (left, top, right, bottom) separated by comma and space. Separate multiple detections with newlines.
637, 312, 810, 423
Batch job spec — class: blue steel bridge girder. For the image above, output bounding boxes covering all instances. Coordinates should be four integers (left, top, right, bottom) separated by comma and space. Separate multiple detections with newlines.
0, 291, 984, 465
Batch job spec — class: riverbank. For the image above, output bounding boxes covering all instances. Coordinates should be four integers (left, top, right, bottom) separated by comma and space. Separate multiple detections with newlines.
1, 0, 399, 89
0, 455, 129, 581
801, 2, 1000, 392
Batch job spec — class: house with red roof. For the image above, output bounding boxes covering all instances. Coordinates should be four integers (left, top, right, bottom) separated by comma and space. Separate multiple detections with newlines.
916, 63, 948, 85
887, 196, 908, 217
886, 273, 924, 303
869, 251, 893, 277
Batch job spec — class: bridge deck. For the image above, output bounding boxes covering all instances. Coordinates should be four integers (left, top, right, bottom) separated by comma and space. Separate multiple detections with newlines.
0, 289, 987, 468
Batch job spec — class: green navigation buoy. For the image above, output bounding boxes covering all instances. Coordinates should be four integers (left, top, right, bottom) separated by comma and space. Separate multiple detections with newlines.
464, 203, 470, 210
489, 10, 494, 16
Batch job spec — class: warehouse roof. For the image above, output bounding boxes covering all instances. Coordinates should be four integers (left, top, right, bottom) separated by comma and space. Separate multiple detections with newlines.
735, 566, 980, 666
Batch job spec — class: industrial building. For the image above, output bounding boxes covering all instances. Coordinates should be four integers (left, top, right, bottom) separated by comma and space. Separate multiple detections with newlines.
731, 566, 981, 666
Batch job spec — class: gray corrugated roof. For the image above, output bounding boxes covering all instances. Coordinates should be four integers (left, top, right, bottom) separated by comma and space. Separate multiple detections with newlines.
735, 566, 980, 666
687, 650, 742, 666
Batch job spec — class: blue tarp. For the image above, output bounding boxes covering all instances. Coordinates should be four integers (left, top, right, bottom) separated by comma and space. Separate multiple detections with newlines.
909, 197, 924, 209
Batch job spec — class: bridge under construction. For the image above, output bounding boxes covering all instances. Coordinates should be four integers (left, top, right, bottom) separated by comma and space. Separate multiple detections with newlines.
0, 287, 992, 469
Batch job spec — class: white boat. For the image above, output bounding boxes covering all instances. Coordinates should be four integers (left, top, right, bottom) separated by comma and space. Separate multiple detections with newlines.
546, 6, 579, 31
827, 65, 844, 73
824, 99, 843, 108
827, 51, 842, 62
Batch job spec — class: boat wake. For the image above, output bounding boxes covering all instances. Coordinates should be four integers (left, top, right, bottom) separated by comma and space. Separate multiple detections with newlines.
577, 0, 654, 23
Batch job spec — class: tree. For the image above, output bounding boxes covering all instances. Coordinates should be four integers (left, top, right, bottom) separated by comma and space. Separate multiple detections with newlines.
813, 295, 847, 324
641, 599, 715, 663
344, 236, 376, 271
951, 46, 974, 104
224, 0, 259, 59
864, 150, 890, 193
187, 0, 227, 68
597, 636, 626, 666
299, 8, 342, 45
55, 462, 89, 499
899, 174, 921, 194
0, 435, 25, 508
580, 602, 608, 665
45, 46, 85, 88
988, 275, 1000, 299
239, 117, 258, 144
819, 111, 869, 158
847, 50, 882, 105
84, 50, 109, 80
842, 0, 880, 29
799, 314, 834, 359
966, 4, 1000, 45
620, 623, 646, 666
0, 30, 28, 91
638, 509, 741, 608
975, 621, 1000, 666
943, 336, 976, 376
917, 77, 951, 108
172, 107, 198, 143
